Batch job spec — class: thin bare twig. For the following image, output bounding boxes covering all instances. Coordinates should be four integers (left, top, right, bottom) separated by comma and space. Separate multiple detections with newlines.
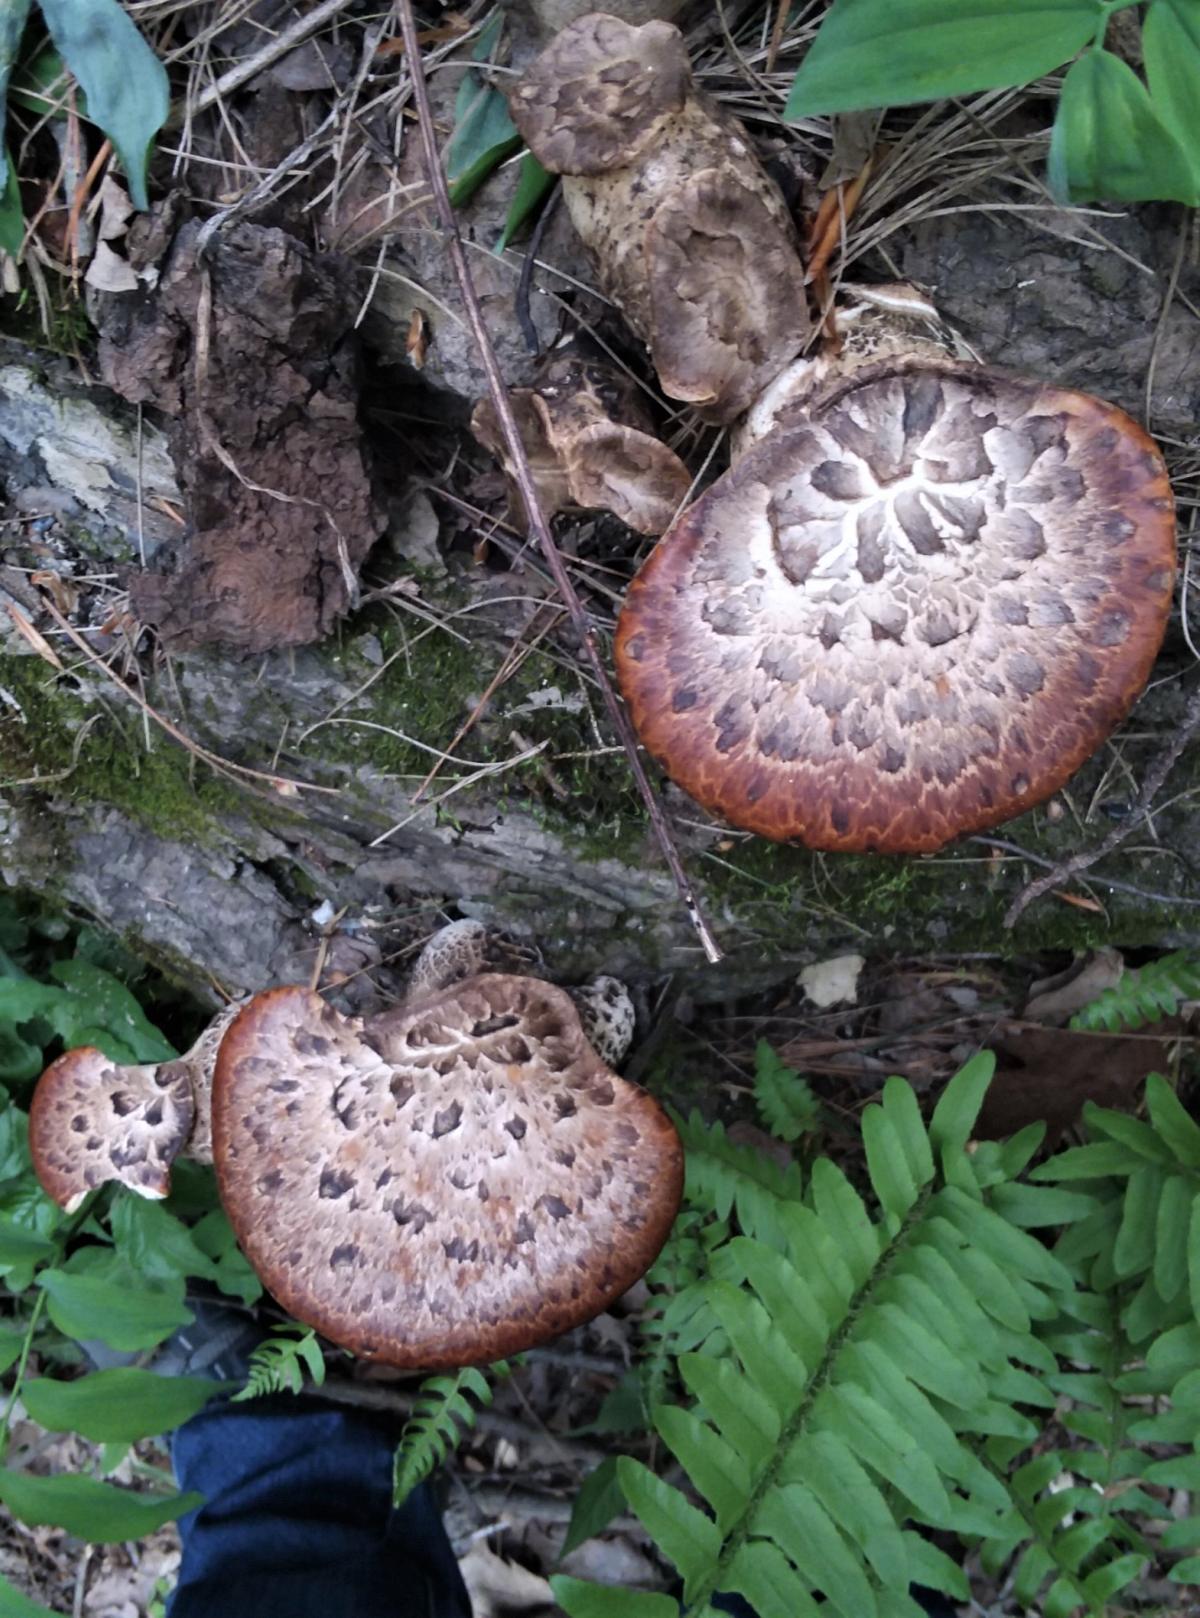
1002, 681, 1200, 925
186, 0, 359, 119
395, 0, 722, 964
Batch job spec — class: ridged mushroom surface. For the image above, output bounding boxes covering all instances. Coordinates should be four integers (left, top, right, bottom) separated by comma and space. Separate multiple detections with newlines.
213, 981, 683, 1368
616, 361, 1176, 853
508, 13, 811, 423
30, 1051, 195, 1212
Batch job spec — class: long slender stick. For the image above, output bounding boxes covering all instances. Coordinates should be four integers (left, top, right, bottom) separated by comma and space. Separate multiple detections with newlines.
395, 0, 722, 964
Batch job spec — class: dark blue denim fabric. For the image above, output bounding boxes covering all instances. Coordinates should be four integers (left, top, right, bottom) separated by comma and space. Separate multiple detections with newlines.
167, 1396, 471, 1618
166, 1396, 960, 1618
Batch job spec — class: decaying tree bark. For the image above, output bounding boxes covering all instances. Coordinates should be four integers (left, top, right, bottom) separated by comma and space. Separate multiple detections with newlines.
1, 39, 1198, 1007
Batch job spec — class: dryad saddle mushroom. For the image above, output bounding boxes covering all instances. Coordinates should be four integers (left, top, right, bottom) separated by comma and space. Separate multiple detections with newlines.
615, 353, 1176, 853
29, 925, 681, 1369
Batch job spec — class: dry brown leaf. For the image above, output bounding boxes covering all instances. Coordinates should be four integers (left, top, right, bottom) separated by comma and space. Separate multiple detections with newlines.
1025, 950, 1125, 1025
978, 1021, 1178, 1142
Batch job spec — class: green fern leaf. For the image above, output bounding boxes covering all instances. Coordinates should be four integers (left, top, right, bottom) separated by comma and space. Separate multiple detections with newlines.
232, 1325, 325, 1402
1070, 950, 1200, 1033
392, 1362, 507, 1505
753, 1041, 821, 1143
552, 1576, 676, 1617
674, 1110, 804, 1247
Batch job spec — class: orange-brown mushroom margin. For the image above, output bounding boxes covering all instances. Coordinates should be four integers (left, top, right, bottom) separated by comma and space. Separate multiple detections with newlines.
615, 360, 1176, 854
212, 982, 683, 1370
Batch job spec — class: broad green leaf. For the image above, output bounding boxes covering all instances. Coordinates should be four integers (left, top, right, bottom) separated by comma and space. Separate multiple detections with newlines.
0, 1470, 202, 1543
0, 1016, 42, 1082
0, 1327, 24, 1377
110, 1193, 220, 1285
809, 1159, 879, 1282
38, 0, 169, 212
616, 1458, 721, 1595
551, 1578, 676, 1618
727, 1540, 821, 1618
1169, 1555, 1200, 1584
47, 960, 176, 1062
189, 1208, 262, 1306
496, 151, 555, 253
786, 0, 1098, 119
755, 1483, 878, 1618
37, 1264, 191, 1351
863, 1105, 918, 1223
22, 1368, 214, 1442
1080, 1551, 1148, 1605
1144, 0, 1200, 187
1191, 1191, 1200, 1324
561, 1457, 625, 1557
0, 1216, 55, 1268
0, 1572, 55, 1617
881, 1075, 933, 1186
929, 1051, 994, 1172
655, 1405, 749, 1530
1145, 1072, 1200, 1169
1113, 1163, 1166, 1277
1048, 47, 1198, 205
0, 0, 33, 196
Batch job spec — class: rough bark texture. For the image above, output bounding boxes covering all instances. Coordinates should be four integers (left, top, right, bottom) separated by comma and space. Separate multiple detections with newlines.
0, 200, 1197, 1011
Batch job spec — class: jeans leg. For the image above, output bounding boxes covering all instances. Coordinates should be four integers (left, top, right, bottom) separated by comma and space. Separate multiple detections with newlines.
167, 1396, 472, 1618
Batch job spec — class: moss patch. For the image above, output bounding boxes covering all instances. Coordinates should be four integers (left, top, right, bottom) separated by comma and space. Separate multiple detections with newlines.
0, 653, 243, 843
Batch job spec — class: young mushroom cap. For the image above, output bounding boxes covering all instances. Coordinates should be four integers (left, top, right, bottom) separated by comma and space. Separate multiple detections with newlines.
509, 14, 812, 423
615, 359, 1176, 853
29, 998, 246, 1212
212, 980, 683, 1369
509, 13, 690, 176
30, 1051, 195, 1213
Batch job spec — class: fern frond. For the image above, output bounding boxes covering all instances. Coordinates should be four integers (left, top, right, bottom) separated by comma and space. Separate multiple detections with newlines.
558, 1060, 1071, 1618
673, 1109, 804, 1248
392, 1361, 510, 1505
232, 1325, 325, 1402
1069, 951, 1200, 1032
753, 1041, 820, 1144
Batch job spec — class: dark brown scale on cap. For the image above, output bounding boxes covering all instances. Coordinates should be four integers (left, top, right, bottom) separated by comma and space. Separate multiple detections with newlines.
615, 360, 1176, 853
30, 1051, 195, 1212
508, 13, 689, 176
212, 982, 683, 1370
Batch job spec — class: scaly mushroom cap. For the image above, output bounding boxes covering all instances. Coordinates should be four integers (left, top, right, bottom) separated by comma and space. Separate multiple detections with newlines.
509, 16, 812, 424
615, 360, 1176, 853
212, 982, 683, 1368
509, 13, 689, 176
30, 1051, 195, 1212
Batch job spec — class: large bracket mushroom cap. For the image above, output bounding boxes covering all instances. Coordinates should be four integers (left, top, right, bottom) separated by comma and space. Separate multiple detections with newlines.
615, 360, 1176, 853
30, 1049, 195, 1213
212, 982, 683, 1369
509, 12, 690, 176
